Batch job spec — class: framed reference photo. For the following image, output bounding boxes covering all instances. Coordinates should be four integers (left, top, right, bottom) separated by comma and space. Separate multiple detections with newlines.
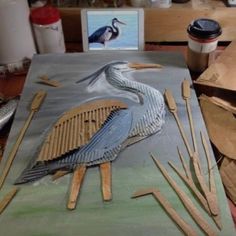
81, 8, 144, 52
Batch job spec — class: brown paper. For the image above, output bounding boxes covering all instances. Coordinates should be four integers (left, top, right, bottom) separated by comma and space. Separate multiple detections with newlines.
220, 157, 236, 204
195, 41, 236, 91
199, 95, 236, 160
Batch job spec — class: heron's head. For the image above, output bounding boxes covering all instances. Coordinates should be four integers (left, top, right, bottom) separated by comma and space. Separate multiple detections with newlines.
76, 61, 128, 86
112, 18, 126, 26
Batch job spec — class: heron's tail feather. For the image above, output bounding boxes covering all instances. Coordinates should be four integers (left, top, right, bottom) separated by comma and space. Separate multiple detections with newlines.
15, 162, 52, 184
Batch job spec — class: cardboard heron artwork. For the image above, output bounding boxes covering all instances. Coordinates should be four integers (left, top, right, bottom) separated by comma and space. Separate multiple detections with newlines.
15, 61, 165, 209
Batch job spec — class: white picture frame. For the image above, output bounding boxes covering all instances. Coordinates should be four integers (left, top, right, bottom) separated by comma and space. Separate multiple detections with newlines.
81, 8, 144, 52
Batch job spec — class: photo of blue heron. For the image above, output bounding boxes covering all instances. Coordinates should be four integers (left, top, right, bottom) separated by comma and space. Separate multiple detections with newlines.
87, 10, 140, 50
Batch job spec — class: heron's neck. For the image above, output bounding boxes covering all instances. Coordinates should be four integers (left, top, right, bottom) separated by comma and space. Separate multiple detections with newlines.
112, 23, 120, 36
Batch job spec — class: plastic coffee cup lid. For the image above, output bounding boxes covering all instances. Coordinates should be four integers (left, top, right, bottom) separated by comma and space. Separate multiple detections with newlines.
30, 6, 60, 25
187, 18, 222, 39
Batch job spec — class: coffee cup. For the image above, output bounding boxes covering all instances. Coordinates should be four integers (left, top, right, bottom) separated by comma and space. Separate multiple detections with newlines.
186, 18, 222, 73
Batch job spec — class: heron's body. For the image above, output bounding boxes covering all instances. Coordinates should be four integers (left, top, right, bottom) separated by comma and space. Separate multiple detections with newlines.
88, 18, 125, 46
15, 61, 165, 184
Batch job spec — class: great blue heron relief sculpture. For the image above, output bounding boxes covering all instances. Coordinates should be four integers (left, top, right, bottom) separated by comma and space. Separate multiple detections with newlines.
15, 61, 165, 209
88, 18, 126, 47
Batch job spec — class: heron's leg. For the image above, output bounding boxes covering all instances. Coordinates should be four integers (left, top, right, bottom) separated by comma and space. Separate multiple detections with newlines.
100, 162, 112, 201
67, 164, 86, 210
52, 170, 70, 181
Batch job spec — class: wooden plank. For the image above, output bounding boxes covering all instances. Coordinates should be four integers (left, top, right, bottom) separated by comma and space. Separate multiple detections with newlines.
59, 6, 236, 43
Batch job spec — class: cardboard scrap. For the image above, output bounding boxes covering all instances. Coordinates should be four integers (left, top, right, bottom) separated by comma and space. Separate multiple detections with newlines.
207, 96, 236, 114
195, 41, 236, 91
220, 157, 236, 205
199, 95, 236, 160
200, 95, 236, 204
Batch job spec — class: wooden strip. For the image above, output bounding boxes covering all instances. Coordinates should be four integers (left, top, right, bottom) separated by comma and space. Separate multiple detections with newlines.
0, 91, 46, 190
151, 153, 217, 236
67, 165, 86, 210
132, 188, 197, 236
192, 152, 218, 217
168, 161, 210, 215
182, 80, 199, 156
91, 110, 96, 135
65, 120, 70, 154
38, 75, 61, 87
81, 112, 85, 145
88, 111, 92, 138
0, 187, 19, 215
173, 112, 192, 157
69, 116, 75, 150
201, 132, 221, 229
177, 147, 190, 179
72, 115, 77, 149
56, 124, 64, 157
52, 125, 59, 158
100, 162, 112, 201
60, 121, 67, 156
164, 89, 193, 157
42, 134, 51, 161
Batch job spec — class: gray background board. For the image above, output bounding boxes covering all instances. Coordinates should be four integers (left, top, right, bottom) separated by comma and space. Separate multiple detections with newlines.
0, 52, 235, 235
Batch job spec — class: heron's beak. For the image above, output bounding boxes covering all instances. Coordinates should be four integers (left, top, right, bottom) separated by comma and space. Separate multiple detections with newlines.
128, 63, 162, 70
117, 19, 126, 25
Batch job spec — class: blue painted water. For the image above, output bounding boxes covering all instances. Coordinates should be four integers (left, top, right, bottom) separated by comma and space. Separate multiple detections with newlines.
87, 11, 140, 50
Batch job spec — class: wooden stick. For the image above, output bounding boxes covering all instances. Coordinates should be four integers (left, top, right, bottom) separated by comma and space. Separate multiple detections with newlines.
150, 153, 217, 236
164, 89, 192, 157
177, 147, 190, 179
191, 152, 218, 217
182, 79, 198, 154
0, 187, 19, 215
100, 162, 112, 201
182, 80, 203, 175
67, 165, 86, 210
164, 89, 218, 218
0, 91, 46, 190
168, 161, 210, 215
201, 132, 221, 229
132, 188, 198, 236
38, 75, 61, 87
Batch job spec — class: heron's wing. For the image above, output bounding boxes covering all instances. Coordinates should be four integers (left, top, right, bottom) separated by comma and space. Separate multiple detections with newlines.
15, 109, 132, 184
37, 99, 127, 162
15, 99, 128, 184
88, 26, 112, 43
58, 109, 133, 165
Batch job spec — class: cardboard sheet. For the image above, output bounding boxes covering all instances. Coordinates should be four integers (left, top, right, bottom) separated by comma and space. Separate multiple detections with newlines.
195, 41, 236, 91
199, 95, 236, 160
0, 52, 234, 236
220, 157, 236, 205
